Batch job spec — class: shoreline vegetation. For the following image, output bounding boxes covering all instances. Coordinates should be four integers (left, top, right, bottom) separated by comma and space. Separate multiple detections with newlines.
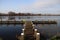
0, 11, 60, 16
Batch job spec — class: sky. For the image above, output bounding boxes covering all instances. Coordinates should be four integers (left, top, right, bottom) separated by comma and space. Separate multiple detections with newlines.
0, 0, 60, 14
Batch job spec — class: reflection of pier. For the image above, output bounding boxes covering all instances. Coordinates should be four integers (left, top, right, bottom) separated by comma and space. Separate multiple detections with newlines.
18, 21, 40, 40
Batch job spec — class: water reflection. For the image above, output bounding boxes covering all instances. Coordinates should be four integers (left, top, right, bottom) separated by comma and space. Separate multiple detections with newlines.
0, 23, 58, 40
0, 16, 59, 40
0, 24, 23, 40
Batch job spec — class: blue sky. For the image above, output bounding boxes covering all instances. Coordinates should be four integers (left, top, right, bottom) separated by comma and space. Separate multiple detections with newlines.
0, 0, 60, 14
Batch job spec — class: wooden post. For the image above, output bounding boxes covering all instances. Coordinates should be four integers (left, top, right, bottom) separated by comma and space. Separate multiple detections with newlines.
20, 33, 24, 40
34, 29, 37, 37
36, 33, 40, 40
22, 29, 24, 33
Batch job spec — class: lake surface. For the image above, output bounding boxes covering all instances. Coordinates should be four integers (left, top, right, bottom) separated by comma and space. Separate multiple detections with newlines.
0, 16, 60, 40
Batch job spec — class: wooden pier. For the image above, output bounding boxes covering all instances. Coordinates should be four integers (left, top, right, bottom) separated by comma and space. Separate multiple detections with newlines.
0, 21, 57, 24
17, 21, 40, 40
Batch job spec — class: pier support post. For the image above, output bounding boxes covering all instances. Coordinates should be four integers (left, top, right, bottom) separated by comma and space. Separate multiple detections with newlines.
20, 33, 24, 40
34, 29, 37, 37
22, 29, 24, 33
36, 33, 40, 40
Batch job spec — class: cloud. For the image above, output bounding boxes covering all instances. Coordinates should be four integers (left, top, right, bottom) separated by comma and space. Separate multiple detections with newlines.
31, 0, 60, 9
0, 0, 60, 13
20, 0, 60, 13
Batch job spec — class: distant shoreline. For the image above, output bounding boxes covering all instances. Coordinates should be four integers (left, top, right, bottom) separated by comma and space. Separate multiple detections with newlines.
0, 12, 60, 16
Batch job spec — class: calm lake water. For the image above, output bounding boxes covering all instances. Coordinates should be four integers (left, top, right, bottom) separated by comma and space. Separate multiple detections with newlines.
0, 16, 60, 40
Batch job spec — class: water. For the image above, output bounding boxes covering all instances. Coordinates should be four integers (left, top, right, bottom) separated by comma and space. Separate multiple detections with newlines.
0, 16, 60, 40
